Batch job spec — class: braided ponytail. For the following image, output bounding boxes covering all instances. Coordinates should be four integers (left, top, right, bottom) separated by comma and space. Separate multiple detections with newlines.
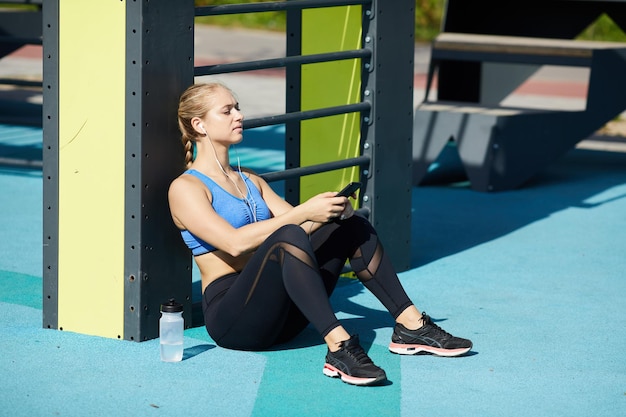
182, 133, 194, 169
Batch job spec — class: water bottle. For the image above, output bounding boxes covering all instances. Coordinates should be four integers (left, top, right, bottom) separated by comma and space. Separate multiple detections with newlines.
159, 298, 184, 362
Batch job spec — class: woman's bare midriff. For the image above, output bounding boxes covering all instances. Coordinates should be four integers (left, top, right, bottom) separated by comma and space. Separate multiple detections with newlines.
195, 250, 253, 293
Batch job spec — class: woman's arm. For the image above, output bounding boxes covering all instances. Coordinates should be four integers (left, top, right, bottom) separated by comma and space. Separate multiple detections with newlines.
168, 173, 348, 257
251, 173, 354, 235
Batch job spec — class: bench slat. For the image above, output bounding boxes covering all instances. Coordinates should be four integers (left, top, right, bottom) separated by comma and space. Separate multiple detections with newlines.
433, 33, 626, 59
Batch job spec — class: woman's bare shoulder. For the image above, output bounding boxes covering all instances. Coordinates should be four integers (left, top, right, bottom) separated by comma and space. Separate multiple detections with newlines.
169, 172, 210, 200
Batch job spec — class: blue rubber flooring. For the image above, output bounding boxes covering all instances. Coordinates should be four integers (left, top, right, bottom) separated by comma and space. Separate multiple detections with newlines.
1, 123, 625, 417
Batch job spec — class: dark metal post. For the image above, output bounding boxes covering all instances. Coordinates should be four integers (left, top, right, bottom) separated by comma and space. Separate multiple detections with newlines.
362, 0, 415, 271
124, 0, 195, 341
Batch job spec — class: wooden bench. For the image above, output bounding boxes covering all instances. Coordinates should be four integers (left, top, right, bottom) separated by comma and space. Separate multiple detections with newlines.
423, 33, 626, 101
412, 0, 626, 191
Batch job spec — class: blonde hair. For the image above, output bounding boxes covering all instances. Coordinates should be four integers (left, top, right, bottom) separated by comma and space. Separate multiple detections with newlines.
177, 82, 234, 168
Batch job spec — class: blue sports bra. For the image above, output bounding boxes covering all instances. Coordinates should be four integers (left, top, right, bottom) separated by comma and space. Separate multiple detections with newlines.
180, 169, 271, 256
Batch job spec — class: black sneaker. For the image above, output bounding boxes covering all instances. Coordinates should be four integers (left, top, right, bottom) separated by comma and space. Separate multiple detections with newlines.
323, 334, 387, 386
389, 313, 472, 357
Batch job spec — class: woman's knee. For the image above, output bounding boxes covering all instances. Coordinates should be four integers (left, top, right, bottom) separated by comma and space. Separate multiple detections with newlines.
335, 214, 377, 246
345, 213, 375, 232
272, 224, 309, 245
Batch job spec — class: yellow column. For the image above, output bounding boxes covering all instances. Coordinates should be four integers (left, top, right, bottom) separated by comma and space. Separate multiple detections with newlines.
57, 0, 126, 338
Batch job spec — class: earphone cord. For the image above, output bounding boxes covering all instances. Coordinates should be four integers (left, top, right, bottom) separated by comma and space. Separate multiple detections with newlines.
203, 128, 258, 222
234, 146, 258, 223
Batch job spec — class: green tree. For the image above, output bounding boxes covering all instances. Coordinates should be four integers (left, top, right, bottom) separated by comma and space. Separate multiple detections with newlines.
577, 14, 626, 42
195, 0, 286, 31
194, 0, 625, 43
194, 0, 445, 42
414, 0, 444, 42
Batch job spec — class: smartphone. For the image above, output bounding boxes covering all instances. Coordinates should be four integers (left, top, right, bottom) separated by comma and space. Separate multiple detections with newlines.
336, 182, 362, 197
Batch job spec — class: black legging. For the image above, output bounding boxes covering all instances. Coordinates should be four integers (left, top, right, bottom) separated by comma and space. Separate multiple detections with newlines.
202, 214, 413, 350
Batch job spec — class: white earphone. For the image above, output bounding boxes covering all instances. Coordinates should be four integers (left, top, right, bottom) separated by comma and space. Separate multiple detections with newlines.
199, 124, 207, 135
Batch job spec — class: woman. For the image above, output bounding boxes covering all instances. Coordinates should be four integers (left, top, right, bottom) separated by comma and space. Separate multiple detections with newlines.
168, 82, 472, 386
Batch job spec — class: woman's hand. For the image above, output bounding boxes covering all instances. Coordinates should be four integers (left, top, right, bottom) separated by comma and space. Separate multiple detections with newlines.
338, 199, 355, 221
301, 192, 350, 223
